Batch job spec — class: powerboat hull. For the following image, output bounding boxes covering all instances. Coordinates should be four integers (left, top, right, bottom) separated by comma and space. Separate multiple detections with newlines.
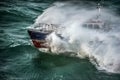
28, 29, 50, 48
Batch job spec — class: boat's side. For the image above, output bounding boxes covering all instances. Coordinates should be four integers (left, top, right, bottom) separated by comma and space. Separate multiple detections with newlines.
28, 29, 50, 48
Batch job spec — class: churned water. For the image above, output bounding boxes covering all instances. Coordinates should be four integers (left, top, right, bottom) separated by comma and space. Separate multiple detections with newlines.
0, 0, 120, 80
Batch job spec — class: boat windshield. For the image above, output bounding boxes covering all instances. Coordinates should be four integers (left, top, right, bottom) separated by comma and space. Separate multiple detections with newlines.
82, 22, 103, 29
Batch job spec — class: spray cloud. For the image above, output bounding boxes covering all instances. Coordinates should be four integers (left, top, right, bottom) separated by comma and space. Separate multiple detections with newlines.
33, 2, 120, 73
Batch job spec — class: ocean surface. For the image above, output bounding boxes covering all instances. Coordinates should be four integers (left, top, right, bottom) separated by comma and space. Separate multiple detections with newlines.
0, 0, 120, 80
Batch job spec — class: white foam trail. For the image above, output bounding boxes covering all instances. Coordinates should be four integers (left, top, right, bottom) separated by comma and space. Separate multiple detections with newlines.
33, 2, 120, 73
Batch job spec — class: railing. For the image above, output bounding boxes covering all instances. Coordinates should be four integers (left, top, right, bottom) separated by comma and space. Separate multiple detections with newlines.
34, 23, 65, 32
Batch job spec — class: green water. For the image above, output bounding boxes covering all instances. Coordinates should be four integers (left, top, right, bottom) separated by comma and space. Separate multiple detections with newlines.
0, 0, 120, 80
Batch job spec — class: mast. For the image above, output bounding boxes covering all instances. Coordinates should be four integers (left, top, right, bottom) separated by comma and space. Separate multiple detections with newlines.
97, 3, 101, 18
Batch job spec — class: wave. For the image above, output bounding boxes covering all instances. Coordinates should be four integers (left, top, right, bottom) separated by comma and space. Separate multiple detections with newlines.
32, 2, 120, 73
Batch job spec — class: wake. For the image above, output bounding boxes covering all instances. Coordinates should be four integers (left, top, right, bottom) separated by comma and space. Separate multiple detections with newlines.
32, 2, 120, 73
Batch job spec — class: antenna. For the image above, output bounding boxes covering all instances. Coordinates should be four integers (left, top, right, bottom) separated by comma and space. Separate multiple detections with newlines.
97, 0, 104, 18
98, 3, 101, 14
96, 2, 101, 19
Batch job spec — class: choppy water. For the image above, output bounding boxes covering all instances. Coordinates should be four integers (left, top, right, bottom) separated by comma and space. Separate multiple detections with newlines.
0, 0, 120, 80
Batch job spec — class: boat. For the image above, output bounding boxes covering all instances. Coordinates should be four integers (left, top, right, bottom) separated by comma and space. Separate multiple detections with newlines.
82, 3, 111, 31
28, 23, 58, 49
27, 3, 110, 51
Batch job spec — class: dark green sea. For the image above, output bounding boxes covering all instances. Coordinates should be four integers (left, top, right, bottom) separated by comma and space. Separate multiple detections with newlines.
0, 0, 120, 80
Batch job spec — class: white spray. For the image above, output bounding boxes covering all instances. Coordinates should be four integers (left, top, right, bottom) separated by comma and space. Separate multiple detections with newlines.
33, 2, 120, 73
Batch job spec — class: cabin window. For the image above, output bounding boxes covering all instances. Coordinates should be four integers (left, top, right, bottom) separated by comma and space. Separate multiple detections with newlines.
82, 24, 87, 27
88, 24, 93, 28
94, 24, 100, 29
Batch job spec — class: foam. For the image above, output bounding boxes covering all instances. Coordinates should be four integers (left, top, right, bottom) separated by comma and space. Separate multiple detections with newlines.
33, 2, 120, 73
